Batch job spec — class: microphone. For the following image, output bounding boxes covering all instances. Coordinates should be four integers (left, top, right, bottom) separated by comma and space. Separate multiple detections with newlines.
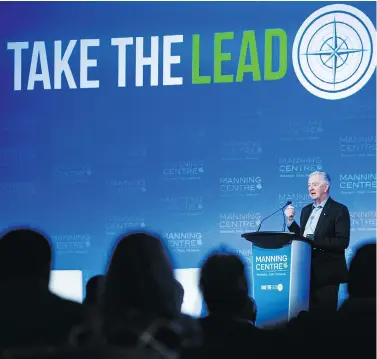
256, 201, 292, 232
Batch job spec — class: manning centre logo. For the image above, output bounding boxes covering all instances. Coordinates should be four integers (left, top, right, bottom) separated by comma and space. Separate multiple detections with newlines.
254, 255, 289, 277
5, 4, 376, 100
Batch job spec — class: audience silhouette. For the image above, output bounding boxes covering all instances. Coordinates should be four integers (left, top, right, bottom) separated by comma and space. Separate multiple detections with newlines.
0, 228, 374, 359
84, 275, 106, 308
0, 228, 85, 351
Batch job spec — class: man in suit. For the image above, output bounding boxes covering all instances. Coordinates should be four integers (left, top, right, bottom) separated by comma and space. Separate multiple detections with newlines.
284, 171, 350, 313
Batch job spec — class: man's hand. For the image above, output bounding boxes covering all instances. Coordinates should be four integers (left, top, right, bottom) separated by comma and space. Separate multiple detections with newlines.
284, 205, 295, 221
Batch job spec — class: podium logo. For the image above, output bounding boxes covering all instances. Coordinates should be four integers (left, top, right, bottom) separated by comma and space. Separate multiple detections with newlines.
52, 233, 91, 254
292, 4, 377, 100
162, 160, 204, 181
255, 255, 288, 276
339, 136, 376, 158
220, 140, 262, 161
105, 214, 146, 235
219, 212, 261, 234
350, 211, 376, 232
220, 176, 262, 197
165, 232, 203, 253
339, 173, 376, 194
280, 118, 323, 142
278, 157, 323, 178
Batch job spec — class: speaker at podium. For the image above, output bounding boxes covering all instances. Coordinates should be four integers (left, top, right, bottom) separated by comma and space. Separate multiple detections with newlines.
241, 231, 312, 328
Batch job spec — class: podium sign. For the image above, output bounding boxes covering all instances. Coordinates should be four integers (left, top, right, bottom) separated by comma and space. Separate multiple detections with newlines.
242, 231, 311, 328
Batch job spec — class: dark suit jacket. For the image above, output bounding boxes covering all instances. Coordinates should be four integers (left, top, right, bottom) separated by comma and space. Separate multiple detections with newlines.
288, 197, 350, 287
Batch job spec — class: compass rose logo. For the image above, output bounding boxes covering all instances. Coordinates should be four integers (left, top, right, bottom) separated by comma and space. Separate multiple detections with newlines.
292, 4, 376, 100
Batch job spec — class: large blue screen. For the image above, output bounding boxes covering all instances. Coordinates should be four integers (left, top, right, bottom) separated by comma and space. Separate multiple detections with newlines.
0, 1, 375, 304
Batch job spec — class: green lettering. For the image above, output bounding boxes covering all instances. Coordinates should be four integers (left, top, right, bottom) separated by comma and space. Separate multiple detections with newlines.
236, 30, 261, 82
264, 29, 287, 80
214, 32, 234, 83
192, 34, 211, 84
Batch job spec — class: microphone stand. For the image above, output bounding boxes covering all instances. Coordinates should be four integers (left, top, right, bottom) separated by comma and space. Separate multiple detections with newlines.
256, 201, 292, 232
282, 209, 287, 232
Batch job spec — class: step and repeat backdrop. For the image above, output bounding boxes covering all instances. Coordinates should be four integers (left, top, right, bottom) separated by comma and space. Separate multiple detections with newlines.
0, 1, 375, 305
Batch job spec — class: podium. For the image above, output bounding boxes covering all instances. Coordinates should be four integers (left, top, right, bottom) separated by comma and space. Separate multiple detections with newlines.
241, 231, 312, 328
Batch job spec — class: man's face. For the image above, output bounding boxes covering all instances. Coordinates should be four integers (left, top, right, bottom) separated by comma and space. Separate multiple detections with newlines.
308, 174, 329, 201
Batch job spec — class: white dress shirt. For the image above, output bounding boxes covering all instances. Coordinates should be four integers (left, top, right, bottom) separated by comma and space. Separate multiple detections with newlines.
303, 196, 329, 237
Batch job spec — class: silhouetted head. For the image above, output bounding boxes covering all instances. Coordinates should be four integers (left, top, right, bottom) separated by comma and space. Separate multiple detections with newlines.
0, 228, 52, 285
84, 275, 106, 306
200, 252, 249, 316
348, 243, 376, 298
104, 232, 179, 319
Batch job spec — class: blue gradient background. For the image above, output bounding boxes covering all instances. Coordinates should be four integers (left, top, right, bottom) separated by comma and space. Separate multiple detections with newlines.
0, 2, 375, 304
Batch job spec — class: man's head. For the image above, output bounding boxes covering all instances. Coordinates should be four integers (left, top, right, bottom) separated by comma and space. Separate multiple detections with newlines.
308, 171, 331, 203
200, 252, 249, 316
0, 228, 52, 284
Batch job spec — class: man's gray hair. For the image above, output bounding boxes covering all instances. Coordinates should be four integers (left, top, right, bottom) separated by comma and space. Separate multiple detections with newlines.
309, 171, 331, 187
